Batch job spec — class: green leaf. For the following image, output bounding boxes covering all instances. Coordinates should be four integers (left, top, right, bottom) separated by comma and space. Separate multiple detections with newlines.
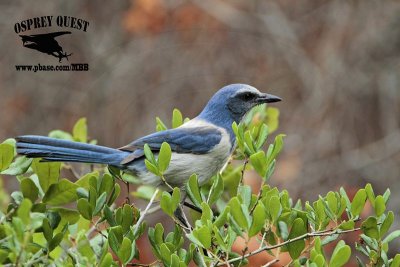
383, 230, 400, 244
249, 202, 267, 237
160, 189, 180, 217
365, 183, 375, 206
53, 208, 80, 225
200, 202, 213, 223
249, 151, 267, 177
0, 249, 7, 264
0, 143, 14, 171
20, 178, 39, 202
269, 195, 281, 222
214, 206, 230, 228
99, 173, 114, 195
76, 187, 89, 199
170, 254, 181, 267
73, 117, 88, 143
278, 221, 289, 240
171, 188, 181, 210
265, 159, 276, 182
351, 189, 366, 217
213, 226, 228, 251
339, 220, 355, 230
156, 117, 168, 132
172, 109, 183, 128
159, 243, 172, 263
255, 123, 269, 149
108, 226, 123, 253
326, 191, 338, 215
238, 185, 252, 208
329, 241, 351, 267
229, 197, 250, 230
117, 237, 134, 264
42, 218, 53, 242
32, 159, 61, 193
104, 205, 116, 226
93, 192, 107, 215
48, 130, 73, 140
314, 254, 325, 267
154, 223, 165, 245
207, 175, 224, 206
121, 204, 135, 233
380, 211, 394, 237
186, 174, 203, 208
391, 254, 400, 267
158, 142, 171, 173
143, 144, 156, 163
1, 156, 32, 175
108, 183, 121, 206
193, 225, 211, 249
145, 159, 159, 176
77, 198, 93, 220
374, 195, 385, 217
315, 199, 326, 226
17, 198, 32, 224
48, 231, 65, 252
267, 134, 285, 165
76, 171, 99, 188
46, 210, 61, 228
43, 179, 79, 205
244, 131, 256, 154
99, 253, 113, 267
287, 218, 307, 259
266, 107, 280, 133
361, 216, 379, 239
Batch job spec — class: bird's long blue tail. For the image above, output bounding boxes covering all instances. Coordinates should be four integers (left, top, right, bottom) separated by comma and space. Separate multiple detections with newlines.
16, 135, 128, 166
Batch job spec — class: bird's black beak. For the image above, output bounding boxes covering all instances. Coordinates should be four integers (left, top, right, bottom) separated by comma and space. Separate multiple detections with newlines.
257, 93, 282, 103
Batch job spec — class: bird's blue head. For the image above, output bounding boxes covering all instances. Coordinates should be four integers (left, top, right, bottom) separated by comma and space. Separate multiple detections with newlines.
198, 84, 282, 130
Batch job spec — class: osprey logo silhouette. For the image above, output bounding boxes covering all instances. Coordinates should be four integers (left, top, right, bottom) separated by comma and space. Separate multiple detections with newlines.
14, 16, 90, 70
19, 31, 72, 62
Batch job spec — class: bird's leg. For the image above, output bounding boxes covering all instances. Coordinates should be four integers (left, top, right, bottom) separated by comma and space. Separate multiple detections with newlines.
183, 201, 202, 213
64, 52, 72, 61
172, 192, 192, 229
173, 207, 189, 229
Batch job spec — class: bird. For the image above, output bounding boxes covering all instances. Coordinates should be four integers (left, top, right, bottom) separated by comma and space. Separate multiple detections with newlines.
16, 84, 281, 189
19, 31, 72, 62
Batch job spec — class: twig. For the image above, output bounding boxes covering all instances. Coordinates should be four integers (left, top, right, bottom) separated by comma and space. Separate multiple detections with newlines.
161, 175, 174, 191
127, 261, 159, 267
85, 217, 103, 239
262, 259, 279, 267
0, 208, 15, 224
126, 181, 131, 204
218, 227, 361, 265
174, 203, 209, 266
258, 230, 268, 250
249, 181, 265, 215
133, 188, 160, 236
238, 158, 249, 194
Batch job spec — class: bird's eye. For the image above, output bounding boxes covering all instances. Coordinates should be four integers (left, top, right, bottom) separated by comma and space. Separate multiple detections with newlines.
239, 92, 255, 101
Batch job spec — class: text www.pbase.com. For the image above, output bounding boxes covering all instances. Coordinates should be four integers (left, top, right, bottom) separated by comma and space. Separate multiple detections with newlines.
15, 63, 89, 72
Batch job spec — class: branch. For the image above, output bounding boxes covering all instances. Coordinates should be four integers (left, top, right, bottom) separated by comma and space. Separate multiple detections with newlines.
238, 158, 249, 194
262, 259, 279, 267
219, 227, 361, 265
133, 188, 160, 236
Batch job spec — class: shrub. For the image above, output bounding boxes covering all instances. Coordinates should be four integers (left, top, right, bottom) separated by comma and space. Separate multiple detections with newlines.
0, 107, 399, 266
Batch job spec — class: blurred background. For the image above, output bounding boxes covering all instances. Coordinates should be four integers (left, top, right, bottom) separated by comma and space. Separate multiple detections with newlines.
1, 0, 400, 264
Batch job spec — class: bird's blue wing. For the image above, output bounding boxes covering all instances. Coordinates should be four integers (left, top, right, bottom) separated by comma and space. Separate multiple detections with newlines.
119, 126, 222, 165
